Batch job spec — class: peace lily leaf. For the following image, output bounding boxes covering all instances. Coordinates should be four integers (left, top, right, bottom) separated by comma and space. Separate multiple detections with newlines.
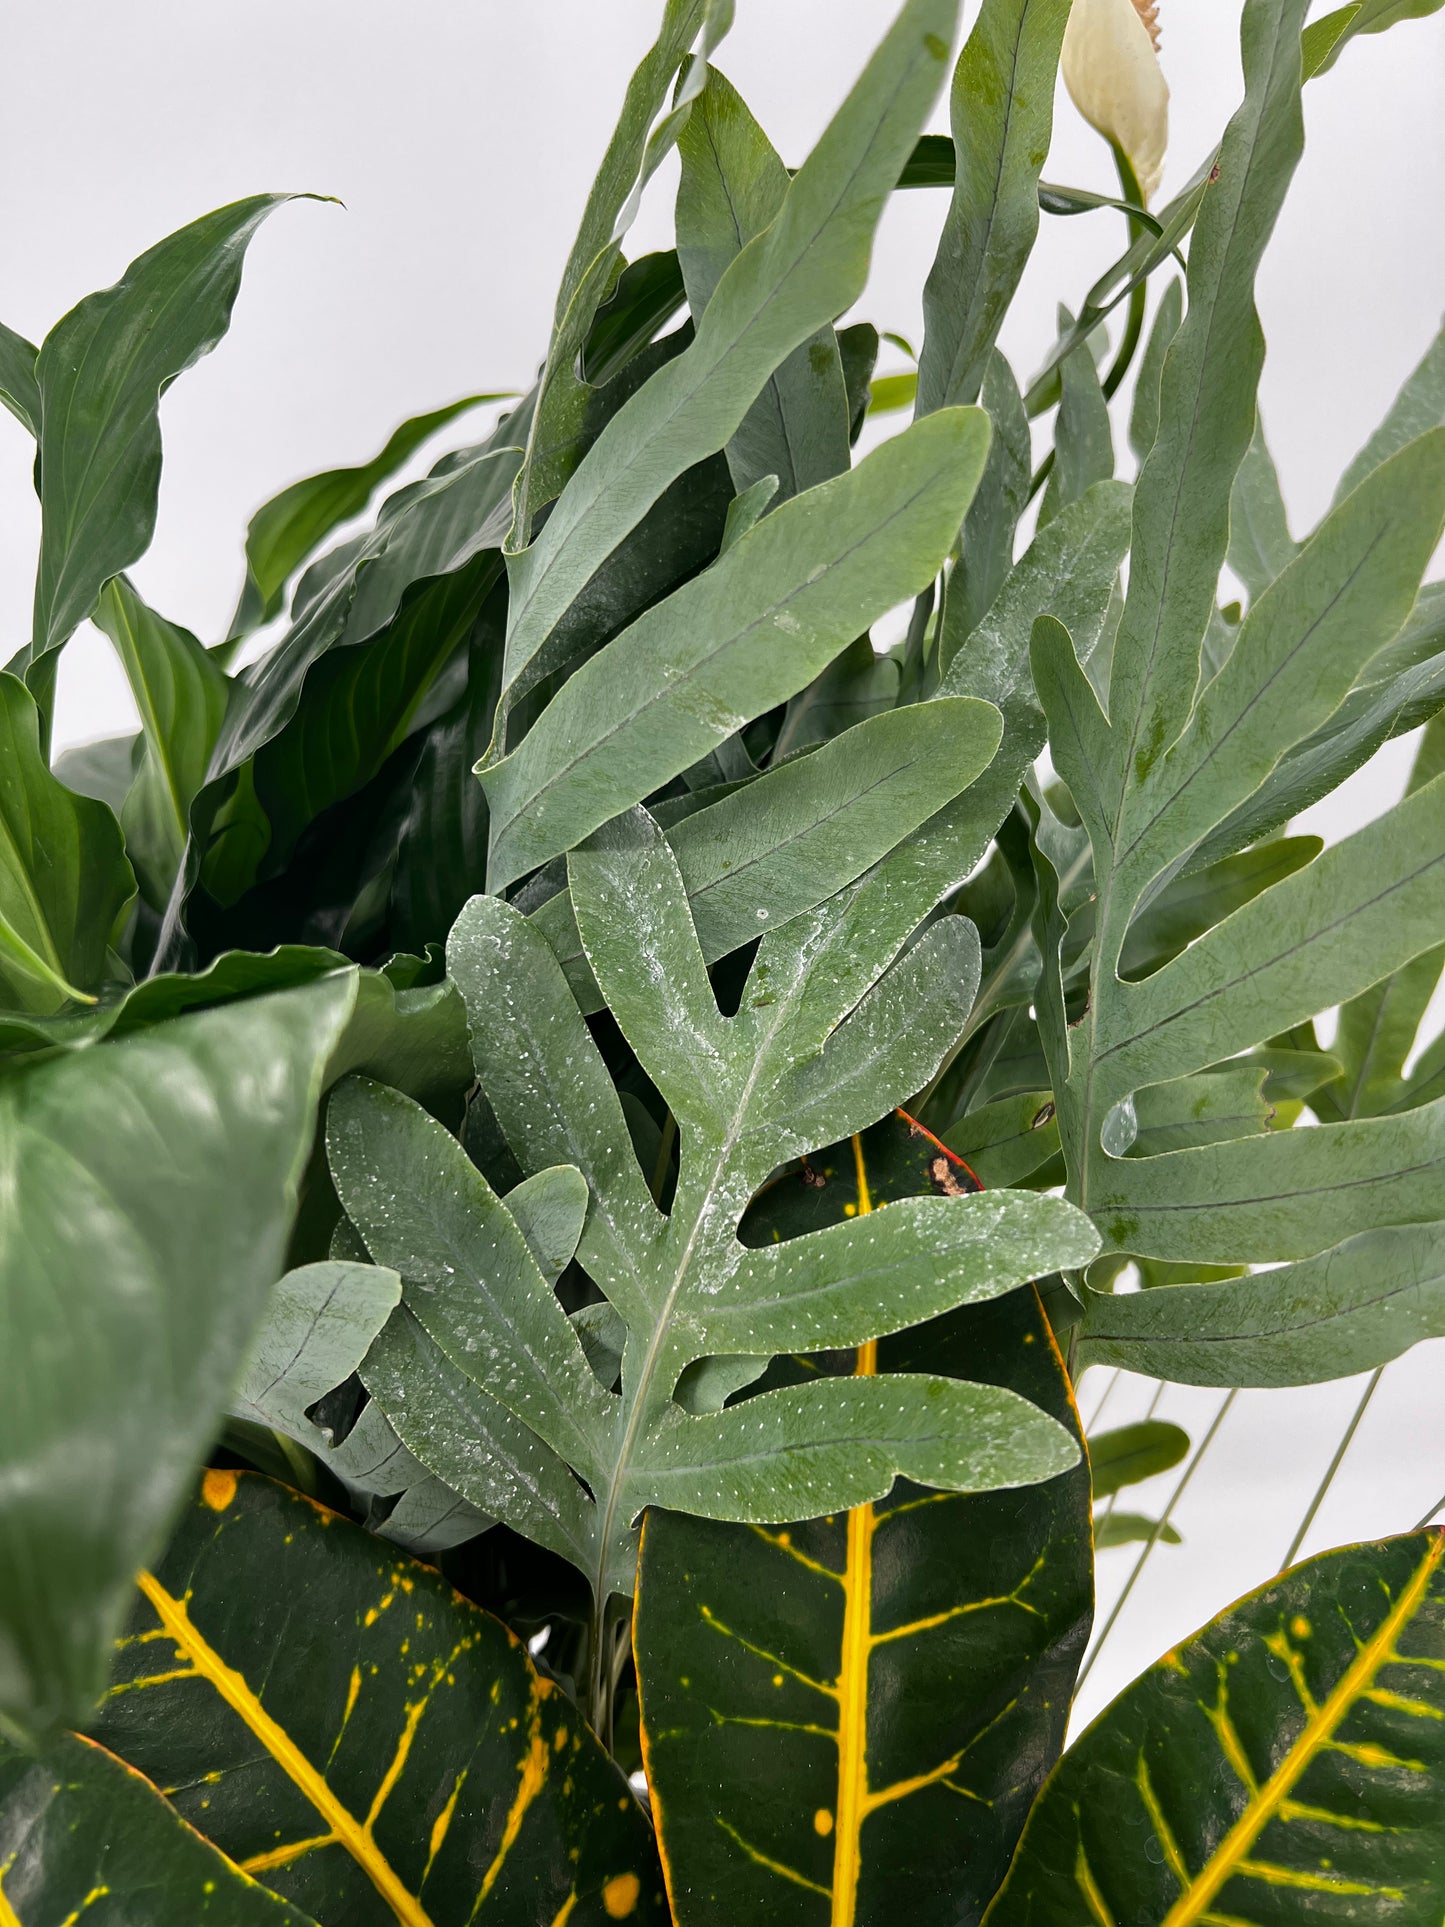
634, 1161, 1090, 1927
0, 319, 39, 436
1088, 1420, 1189, 1500
530, 695, 1004, 1011
917, 0, 1071, 414
0, 1732, 317, 1925
499, 0, 959, 713
84, 1474, 664, 1926
482, 407, 990, 889
1084, 1221, 1445, 1385
676, 65, 851, 501
93, 576, 229, 909
439, 807, 1093, 1720
30, 195, 311, 670
515, 0, 731, 533
231, 1260, 402, 1445
0, 672, 134, 1014
0, 973, 356, 1744
1309, 0, 1445, 74
984, 1531, 1445, 1924
230, 393, 507, 637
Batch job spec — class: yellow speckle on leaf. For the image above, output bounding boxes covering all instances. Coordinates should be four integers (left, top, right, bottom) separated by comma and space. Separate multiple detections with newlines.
772, 1673, 784, 1687
813, 1808, 834, 1836
601, 1871, 641, 1918
1291, 1616, 1311, 1639
202, 1468, 238, 1512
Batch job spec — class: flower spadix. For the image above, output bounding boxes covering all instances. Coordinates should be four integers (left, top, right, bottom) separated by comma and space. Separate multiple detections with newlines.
1062, 0, 1169, 203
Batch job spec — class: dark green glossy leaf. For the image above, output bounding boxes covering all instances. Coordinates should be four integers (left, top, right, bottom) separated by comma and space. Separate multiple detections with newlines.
85, 1474, 665, 1925
985, 1532, 1445, 1923
229, 392, 506, 636
93, 577, 229, 909
0, 1732, 316, 1924
31, 195, 309, 668
1088, 1420, 1189, 1500
0, 672, 134, 1013
0, 320, 39, 436
0, 974, 355, 1743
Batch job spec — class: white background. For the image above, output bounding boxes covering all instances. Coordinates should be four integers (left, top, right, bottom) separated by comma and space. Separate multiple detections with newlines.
2, 1, 1443, 1726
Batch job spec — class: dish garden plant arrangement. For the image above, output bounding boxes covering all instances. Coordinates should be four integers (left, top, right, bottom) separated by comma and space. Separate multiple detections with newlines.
3, 0, 1445, 1918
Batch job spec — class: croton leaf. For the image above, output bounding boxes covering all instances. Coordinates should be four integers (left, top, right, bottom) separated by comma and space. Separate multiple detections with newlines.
632, 1139, 1092, 1926
984, 1530, 1445, 1923
82, 1473, 665, 1925
0, 1731, 316, 1924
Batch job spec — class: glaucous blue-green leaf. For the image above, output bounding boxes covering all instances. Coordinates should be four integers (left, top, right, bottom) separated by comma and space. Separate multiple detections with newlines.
93, 575, 229, 909
30, 195, 309, 668
0, 1730, 317, 1925
1083, 1221, 1445, 1384
676, 65, 850, 501
482, 407, 990, 888
228, 392, 506, 637
938, 477, 1131, 696
83, 1474, 665, 1925
1336, 315, 1445, 502
1037, 315, 1113, 526
1226, 414, 1297, 599
0, 672, 134, 1013
530, 694, 1004, 1009
984, 1532, 1445, 1924
231, 1259, 402, 1445
0, 973, 355, 1744
1105, 0, 1309, 800
917, 0, 1070, 414
438, 807, 1092, 1731
499, 0, 959, 710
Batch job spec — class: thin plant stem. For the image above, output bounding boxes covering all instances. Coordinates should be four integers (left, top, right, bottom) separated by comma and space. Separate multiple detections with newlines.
1279, 1367, 1384, 1571
1077, 1389, 1237, 1695
1412, 1487, 1445, 1532
1083, 1366, 1122, 1433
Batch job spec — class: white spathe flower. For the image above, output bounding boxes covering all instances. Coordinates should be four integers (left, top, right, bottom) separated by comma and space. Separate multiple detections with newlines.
1062, 0, 1170, 204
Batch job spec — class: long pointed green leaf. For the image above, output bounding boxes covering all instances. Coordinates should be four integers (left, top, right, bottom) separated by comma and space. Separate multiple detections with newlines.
31, 195, 311, 667
483, 406, 989, 888
917, 0, 1070, 413
676, 65, 851, 499
499, 0, 959, 710
1083, 1221, 1445, 1384
0, 672, 134, 1013
1106, 0, 1308, 800
93, 577, 229, 909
